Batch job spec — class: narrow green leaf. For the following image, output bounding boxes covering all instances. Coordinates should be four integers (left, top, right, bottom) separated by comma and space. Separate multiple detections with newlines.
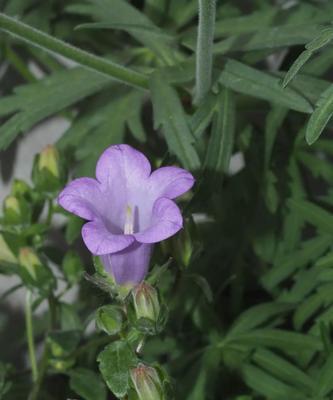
213, 25, 320, 54
189, 92, 218, 139
243, 364, 305, 400
264, 106, 287, 168
282, 50, 312, 88
253, 348, 314, 392
316, 353, 333, 396
306, 85, 333, 145
282, 27, 333, 88
293, 293, 323, 330
289, 198, 333, 235
150, 72, 200, 170
306, 27, 333, 51
228, 303, 293, 337
205, 89, 235, 173
0, 13, 148, 89
262, 236, 331, 290
75, 22, 174, 41
219, 60, 313, 113
231, 329, 322, 353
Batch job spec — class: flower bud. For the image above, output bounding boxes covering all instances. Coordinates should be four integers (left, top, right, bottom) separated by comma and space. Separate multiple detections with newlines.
0, 234, 17, 264
33, 145, 63, 192
38, 145, 60, 178
96, 305, 123, 335
18, 247, 42, 280
11, 179, 30, 197
132, 282, 160, 322
130, 364, 164, 400
18, 247, 55, 293
3, 195, 30, 225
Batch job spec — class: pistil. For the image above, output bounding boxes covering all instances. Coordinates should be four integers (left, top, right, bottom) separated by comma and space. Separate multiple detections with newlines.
124, 205, 134, 234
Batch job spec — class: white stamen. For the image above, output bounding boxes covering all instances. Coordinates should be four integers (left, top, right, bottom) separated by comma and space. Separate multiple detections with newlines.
124, 205, 134, 234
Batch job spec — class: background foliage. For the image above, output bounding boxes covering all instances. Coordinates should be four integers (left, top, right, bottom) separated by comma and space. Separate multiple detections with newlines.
1, 0, 333, 399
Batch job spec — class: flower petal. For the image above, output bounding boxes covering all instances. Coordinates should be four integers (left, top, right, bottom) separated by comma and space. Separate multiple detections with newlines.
81, 220, 134, 255
57, 178, 103, 220
96, 144, 151, 187
149, 166, 195, 199
101, 243, 152, 285
134, 197, 183, 243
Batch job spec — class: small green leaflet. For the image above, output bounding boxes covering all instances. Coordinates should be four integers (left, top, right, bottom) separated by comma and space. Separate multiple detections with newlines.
219, 59, 313, 113
305, 85, 333, 145
150, 72, 200, 170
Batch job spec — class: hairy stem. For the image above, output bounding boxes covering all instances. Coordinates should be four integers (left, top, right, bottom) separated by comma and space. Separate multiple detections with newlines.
0, 13, 149, 89
25, 291, 38, 383
194, 0, 216, 105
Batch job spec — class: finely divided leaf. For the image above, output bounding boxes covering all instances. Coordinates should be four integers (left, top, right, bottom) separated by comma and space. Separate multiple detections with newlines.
0, 68, 108, 150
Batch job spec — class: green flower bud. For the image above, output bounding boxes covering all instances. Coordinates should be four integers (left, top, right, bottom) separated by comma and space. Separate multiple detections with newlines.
132, 282, 160, 322
49, 357, 75, 372
18, 247, 55, 293
130, 364, 164, 400
3, 195, 30, 225
0, 234, 17, 264
96, 305, 123, 335
11, 179, 30, 197
38, 145, 60, 178
33, 145, 63, 192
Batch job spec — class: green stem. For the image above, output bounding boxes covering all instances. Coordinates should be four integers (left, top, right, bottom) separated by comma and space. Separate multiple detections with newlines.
25, 291, 38, 383
0, 13, 149, 89
194, 0, 216, 105
28, 344, 49, 400
46, 199, 53, 226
